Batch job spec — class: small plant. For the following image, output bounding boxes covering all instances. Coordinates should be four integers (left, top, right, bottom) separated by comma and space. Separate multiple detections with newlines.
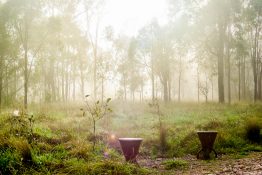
149, 98, 167, 154
81, 95, 112, 150
162, 159, 189, 170
10, 110, 35, 144
245, 117, 261, 143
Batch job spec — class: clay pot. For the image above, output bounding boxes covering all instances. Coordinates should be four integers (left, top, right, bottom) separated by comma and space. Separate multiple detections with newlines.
197, 131, 218, 159
118, 138, 143, 163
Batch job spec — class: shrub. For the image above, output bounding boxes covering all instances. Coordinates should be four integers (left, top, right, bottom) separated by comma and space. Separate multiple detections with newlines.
8, 137, 33, 164
245, 118, 261, 143
69, 142, 91, 160
162, 159, 189, 170
0, 148, 22, 174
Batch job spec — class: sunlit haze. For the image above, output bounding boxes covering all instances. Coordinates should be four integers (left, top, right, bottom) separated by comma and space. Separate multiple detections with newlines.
103, 0, 168, 36
0, 0, 261, 173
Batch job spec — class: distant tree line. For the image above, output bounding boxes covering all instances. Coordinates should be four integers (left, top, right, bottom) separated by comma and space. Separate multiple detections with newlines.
0, 0, 261, 110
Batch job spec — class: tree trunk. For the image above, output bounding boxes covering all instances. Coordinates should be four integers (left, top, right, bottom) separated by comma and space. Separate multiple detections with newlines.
101, 77, 104, 102
65, 64, 69, 101
62, 61, 65, 102
151, 59, 155, 100
93, 23, 99, 100
178, 73, 181, 102
168, 78, 171, 101
197, 66, 200, 102
258, 66, 262, 100
80, 64, 85, 98
163, 79, 168, 103
211, 76, 214, 101
178, 56, 182, 102
205, 76, 208, 103
238, 57, 241, 101
23, 10, 30, 109
217, 20, 225, 103
124, 76, 127, 100
0, 57, 2, 111
24, 35, 28, 109
226, 28, 231, 104
50, 59, 56, 102
243, 57, 246, 100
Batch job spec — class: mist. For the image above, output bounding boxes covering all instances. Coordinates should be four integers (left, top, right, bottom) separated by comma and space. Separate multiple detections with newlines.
0, 0, 262, 174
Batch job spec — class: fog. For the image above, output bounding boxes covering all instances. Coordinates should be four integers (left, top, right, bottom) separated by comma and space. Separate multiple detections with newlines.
0, 0, 261, 109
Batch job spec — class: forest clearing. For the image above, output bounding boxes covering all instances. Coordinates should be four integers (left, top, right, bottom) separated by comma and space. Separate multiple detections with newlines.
0, 102, 262, 174
0, 0, 262, 174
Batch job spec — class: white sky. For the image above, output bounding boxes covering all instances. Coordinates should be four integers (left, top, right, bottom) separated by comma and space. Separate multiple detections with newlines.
102, 0, 168, 36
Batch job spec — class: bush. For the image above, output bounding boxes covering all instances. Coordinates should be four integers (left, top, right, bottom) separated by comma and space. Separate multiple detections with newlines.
0, 148, 22, 174
162, 159, 189, 170
245, 118, 261, 143
8, 137, 33, 164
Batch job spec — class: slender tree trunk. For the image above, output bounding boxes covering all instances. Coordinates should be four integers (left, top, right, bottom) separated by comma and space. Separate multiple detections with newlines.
93, 23, 99, 100
243, 57, 246, 100
62, 61, 65, 102
0, 57, 2, 111
72, 61, 76, 101
101, 77, 104, 102
124, 76, 127, 100
24, 37, 28, 109
80, 64, 85, 98
217, 20, 225, 103
205, 76, 208, 103
151, 59, 155, 100
168, 78, 171, 101
163, 79, 168, 103
50, 59, 56, 102
5, 66, 8, 105
258, 66, 262, 100
178, 56, 182, 102
211, 76, 214, 101
252, 28, 258, 102
197, 66, 200, 102
238, 57, 241, 101
226, 30, 231, 104
66, 64, 69, 101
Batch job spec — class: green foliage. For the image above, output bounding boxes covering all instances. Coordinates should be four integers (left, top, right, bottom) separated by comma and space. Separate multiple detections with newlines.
0, 148, 21, 174
82, 96, 112, 150
162, 159, 189, 170
86, 160, 150, 175
0, 103, 262, 174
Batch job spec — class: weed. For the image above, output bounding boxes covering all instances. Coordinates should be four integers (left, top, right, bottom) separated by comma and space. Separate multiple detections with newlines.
162, 159, 189, 170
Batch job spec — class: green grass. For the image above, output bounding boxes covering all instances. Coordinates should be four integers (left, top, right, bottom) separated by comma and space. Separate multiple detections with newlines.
162, 159, 189, 170
0, 102, 261, 174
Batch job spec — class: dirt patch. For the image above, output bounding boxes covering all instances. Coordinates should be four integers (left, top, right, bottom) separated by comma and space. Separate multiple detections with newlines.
138, 152, 262, 174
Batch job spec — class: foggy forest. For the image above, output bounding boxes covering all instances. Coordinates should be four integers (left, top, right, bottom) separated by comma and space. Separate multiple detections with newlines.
0, 0, 262, 174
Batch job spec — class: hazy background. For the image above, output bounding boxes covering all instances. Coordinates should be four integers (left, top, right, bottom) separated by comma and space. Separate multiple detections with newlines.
0, 0, 261, 109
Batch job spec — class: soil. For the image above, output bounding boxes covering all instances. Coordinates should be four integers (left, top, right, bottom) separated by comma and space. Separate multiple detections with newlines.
138, 152, 262, 175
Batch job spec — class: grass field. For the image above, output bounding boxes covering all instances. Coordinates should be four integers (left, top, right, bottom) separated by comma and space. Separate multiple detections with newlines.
0, 101, 262, 174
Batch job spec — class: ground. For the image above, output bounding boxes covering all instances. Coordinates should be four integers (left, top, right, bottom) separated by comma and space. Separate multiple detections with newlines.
0, 102, 262, 174
139, 152, 262, 174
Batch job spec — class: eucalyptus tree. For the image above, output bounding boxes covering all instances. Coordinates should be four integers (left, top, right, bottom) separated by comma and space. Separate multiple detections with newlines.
0, 2, 10, 109
3, 0, 46, 108
244, 0, 262, 101
153, 26, 174, 102
137, 20, 160, 101
83, 0, 105, 100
